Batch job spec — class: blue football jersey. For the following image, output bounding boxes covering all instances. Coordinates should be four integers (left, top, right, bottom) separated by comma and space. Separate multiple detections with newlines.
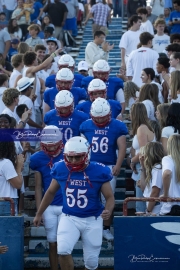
45, 74, 84, 88
30, 151, 63, 206
43, 86, 87, 109
51, 160, 112, 217
73, 74, 85, 87
76, 99, 121, 118
81, 76, 124, 100
44, 109, 88, 144
80, 119, 128, 165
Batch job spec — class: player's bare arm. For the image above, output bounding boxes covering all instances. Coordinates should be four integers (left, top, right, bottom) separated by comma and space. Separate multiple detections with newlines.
101, 182, 115, 220
113, 135, 126, 176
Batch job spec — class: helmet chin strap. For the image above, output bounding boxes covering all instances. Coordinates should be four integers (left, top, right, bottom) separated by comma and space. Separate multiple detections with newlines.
65, 167, 93, 190
55, 104, 74, 118
64, 147, 93, 189
93, 72, 109, 82
56, 81, 73, 91
41, 142, 64, 163
46, 147, 63, 168
91, 114, 111, 128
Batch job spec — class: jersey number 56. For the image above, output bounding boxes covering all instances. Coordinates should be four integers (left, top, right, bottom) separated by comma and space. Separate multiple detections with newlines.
92, 136, 109, 153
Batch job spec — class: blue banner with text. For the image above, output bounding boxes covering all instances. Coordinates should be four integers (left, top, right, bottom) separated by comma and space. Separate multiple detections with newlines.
114, 216, 180, 270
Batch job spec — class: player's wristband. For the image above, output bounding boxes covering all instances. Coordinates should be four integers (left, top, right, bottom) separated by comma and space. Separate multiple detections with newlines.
51, 52, 57, 59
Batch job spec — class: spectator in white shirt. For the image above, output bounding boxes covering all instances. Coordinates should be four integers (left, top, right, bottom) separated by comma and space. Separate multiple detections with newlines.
34, 44, 46, 63
17, 42, 29, 54
141, 67, 164, 103
0, 74, 8, 114
45, 37, 61, 74
2, 0, 17, 21
161, 134, 180, 215
168, 70, 180, 103
85, 30, 114, 75
2, 87, 31, 128
156, 57, 170, 102
153, 18, 170, 53
38, 54, 53, 82
0, 140, 24, 215
119, 15, 142, 68
4, 18, 23, 41
1, 88, 20, 122
161, 103, 180, 154
9, 54, 24, 88
156, 103, 170, 132
169, 52, 180, 71
138, 83, 159, 120
17, 77, 42, 129
22, 48, 62, 125
140, 141, 164, 215
124, 81, 139, 109
137, 7, 154, 35
126, 32, 159, 87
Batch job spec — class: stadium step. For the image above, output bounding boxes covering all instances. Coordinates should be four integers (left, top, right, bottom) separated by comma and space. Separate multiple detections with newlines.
74, 17, 128, 74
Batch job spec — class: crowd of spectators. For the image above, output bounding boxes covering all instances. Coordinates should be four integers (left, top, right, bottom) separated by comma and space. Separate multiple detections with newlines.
0, 0, 180, 268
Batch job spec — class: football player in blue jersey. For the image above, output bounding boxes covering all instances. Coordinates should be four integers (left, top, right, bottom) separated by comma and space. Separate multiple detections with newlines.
76, 78, 122, 120
33, 136, 114, 270
44, 90, 88, 144
80, 97, 128, 241
30, 126, 64, 270
43, 68, 87, 116
81, 59, 125, 115
45, 54, 85, 88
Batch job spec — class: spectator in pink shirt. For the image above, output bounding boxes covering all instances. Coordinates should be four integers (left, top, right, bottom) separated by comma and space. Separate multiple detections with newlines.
84, 0, 111, 34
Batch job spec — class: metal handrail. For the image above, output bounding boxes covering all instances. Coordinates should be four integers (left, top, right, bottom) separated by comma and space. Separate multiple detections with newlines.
0, 197, 15, 216
123, 197, 180, 216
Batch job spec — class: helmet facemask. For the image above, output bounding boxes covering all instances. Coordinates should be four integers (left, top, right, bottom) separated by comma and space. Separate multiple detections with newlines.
55, 102, 74, 118
93, 71, 110, 82
41, 141, 64, 157
91, 112, 111, 128
88, 89, 107, 102
56, 79, 73, 91
64, 152, 90, 172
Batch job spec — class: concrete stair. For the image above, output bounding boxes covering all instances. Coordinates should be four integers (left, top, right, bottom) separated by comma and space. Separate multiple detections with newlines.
74, 17, 128, 76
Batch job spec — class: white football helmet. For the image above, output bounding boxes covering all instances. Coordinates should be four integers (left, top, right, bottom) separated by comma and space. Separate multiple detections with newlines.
55, 90, 74, 117
64, 136, 91, 172
55, 68, 74, 90
58, 54, 75, 72
93, 60, 110, 81
90, 97, 111, 127
88, 79, 107, 101
40, 125, 64, 156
